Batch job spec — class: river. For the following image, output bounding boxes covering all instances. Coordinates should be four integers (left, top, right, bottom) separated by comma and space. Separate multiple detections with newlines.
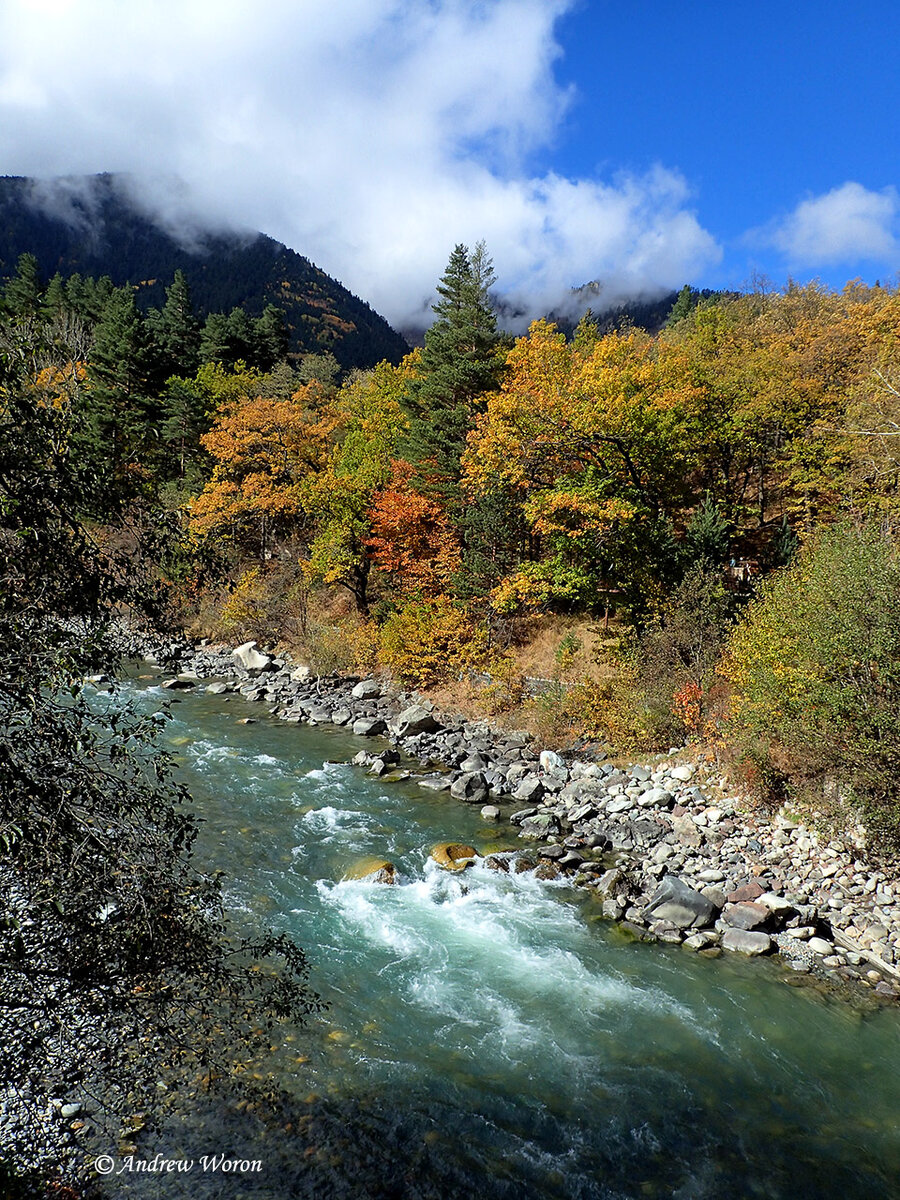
111, 676, 900, 1199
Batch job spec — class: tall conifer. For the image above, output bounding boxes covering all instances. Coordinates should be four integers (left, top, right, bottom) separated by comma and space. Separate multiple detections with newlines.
403, 241, 503, 502
147, 269, 200, 382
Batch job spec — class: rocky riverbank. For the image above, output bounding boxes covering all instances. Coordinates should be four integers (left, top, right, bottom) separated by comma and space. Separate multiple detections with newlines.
146, 634, 900, 1004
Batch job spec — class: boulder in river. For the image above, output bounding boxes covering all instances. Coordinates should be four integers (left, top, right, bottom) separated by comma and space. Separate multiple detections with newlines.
353, 717, 388, 737
431, 843, 477, 871
450, 771, 488, 804
342, 859, 397, 885
644, 876, 717, 930
721, 928, 772, 956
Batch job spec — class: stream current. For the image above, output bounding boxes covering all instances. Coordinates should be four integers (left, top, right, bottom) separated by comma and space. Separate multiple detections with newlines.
112, 677, 900, 1199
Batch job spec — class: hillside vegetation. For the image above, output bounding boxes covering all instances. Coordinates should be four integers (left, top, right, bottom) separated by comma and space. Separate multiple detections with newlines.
4, 241, 900, 850
0, 174, 409, 370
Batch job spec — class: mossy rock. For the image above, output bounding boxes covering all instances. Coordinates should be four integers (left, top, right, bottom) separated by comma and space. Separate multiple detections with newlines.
342, 858, 396, 884
431, 843, 477, 872
534, 861, 561, 882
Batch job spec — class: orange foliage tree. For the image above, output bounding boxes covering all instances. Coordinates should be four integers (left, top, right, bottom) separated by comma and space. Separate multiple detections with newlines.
190, 381, 336, 557
366, 462, 460, 597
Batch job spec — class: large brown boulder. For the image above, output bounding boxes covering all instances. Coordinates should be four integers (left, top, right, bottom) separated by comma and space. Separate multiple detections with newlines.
430, 843, 477, 872
342, 858, 397, 884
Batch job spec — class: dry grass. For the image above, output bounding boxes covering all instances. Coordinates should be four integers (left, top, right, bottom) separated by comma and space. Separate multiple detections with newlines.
498, 614, 620, 683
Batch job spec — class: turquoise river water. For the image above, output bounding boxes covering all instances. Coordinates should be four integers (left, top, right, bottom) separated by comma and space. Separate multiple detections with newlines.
112, 677, 900, 1199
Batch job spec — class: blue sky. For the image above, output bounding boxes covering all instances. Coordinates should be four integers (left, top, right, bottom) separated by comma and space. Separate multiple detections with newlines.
0, 0, 896, 324
552, 0, 900, 292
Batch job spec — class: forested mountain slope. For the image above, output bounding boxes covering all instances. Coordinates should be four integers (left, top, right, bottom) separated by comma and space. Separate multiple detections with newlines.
0, 174, 409, 371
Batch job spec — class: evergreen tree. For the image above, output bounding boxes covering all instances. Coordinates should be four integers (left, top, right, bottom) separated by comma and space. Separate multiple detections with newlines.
253, 303, 290, 371
199, 311, 231, 365
682, 495, 731, 569
3, 253, 41, 321
64, 272, 89, 318
40, 272, 68, 321
82, 274, 115, 323
403, 241, 503, 502
454, 484, 527, 604
160, 376, 211, 481
147, 269, 200, 382
224, 306, 255, 364
666, 284, 700, 326
82, 286, 155, 497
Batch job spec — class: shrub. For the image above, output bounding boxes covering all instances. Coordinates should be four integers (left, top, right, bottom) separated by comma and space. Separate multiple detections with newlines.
723, 520, 900, 848
478, 652, 526, 715
302, 617, 379, 676
564, 674, 654, 752
378, 595, 485, 688
625, 564, 737, 744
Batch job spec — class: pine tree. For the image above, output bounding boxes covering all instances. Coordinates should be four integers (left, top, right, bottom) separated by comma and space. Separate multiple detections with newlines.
147, 269, 200, 382
224, 307, 254, 364
3, 253, 41, 321
253, 304, 290, 371
403, 241, 503, 503
82, 286, 155, 499
40, 273, 68, 321
199, 312, 231, 365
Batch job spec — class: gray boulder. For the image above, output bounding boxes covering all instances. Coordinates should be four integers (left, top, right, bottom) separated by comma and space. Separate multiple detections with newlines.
721, 928, 772, 956
513, 776, 545, 803
418, 775, 452, 792
459, 752, 487, 773
353, 717, 388, 737
644, 876, 717, 930
233, 641, 273, 672
351, 679, 382, 700
450, 772, 489, 803
519, 812, 561, 839
392, 704, 441, 737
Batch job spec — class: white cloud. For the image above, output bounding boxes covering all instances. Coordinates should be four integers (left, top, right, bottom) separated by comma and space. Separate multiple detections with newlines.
0, 0, 722, 327
758, 182, 898, 268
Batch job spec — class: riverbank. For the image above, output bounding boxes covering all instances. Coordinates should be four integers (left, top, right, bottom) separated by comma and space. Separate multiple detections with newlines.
146, 633, 900, 1005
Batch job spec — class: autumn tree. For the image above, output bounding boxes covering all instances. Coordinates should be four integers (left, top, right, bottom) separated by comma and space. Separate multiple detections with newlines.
190, 380, 336, 558
465, 320, 702, 623
366, 463, 460, 598
300, 357, 416, 610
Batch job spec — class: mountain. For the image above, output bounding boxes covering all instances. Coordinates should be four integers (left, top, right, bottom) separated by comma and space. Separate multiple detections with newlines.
0, 174, 409, 371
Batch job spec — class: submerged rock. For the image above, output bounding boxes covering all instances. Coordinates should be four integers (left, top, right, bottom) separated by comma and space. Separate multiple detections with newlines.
342, 859, 397, 885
